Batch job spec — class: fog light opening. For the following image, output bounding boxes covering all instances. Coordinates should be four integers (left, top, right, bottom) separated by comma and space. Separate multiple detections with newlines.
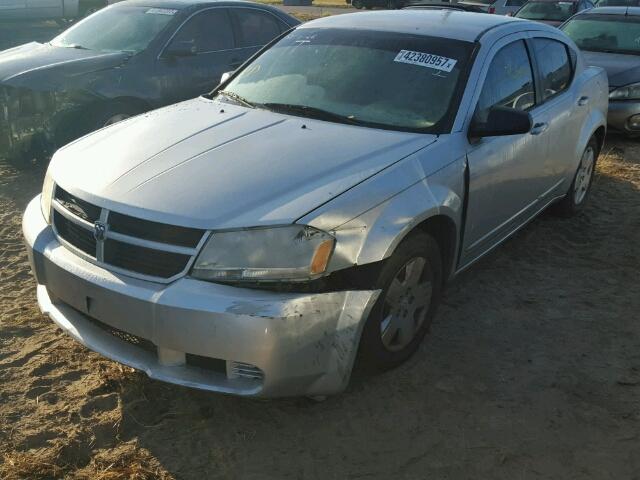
227, 361, 264, 381
628, 114, 640, 131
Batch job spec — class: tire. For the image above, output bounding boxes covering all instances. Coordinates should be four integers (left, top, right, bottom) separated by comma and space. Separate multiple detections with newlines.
352, 0, 363, 7
552, 136, 599, 218
357, 232, 443, 371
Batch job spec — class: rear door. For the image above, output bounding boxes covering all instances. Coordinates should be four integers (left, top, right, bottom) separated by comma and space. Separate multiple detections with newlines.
461, 37, 552, 266
528, 35, 581, 189
158, 7, 237, 103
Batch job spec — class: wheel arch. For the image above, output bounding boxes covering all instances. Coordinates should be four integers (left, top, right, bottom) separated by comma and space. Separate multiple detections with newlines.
574, 109, 607, 173
100, 96, 152, 114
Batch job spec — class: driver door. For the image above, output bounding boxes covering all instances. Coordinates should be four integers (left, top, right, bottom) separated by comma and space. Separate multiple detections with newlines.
460, 37, 552, 267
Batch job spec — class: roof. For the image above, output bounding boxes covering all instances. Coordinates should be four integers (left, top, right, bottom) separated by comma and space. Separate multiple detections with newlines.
121, 0, 285, 12
579, 5, 640, 13
302, 10, 525, 42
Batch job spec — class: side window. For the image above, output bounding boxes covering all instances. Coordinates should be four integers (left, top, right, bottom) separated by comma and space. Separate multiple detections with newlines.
532, 38, 572, 101
232, 9, 284, 48
169, 9, 234, 54
506, 0, 526, 7
475, 40, 535, 124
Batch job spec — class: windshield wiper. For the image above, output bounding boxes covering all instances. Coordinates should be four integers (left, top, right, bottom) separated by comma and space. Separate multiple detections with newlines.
261, 103, 360, 126
217, 90, 255, 108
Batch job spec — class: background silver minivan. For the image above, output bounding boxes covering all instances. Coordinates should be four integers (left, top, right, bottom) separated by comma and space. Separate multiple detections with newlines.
0, 0, 110, 21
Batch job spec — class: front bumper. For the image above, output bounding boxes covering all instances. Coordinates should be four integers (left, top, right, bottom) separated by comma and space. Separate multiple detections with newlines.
23, 196, 379, 397
608, 100, 640, 135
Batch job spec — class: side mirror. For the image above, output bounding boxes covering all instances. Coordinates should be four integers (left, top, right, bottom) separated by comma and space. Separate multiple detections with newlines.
220, 71, 234, 83
468, 106, 532, 138
164, 40, 196, 58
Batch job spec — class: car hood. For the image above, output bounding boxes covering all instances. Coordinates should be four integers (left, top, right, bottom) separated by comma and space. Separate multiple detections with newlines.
50, 97, 437, 230
0, 42, 129, 90
581, 50, 640, 88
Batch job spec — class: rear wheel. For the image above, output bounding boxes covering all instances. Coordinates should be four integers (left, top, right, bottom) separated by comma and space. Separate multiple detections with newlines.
358, 232, 442, 371
552, 136, 599, 217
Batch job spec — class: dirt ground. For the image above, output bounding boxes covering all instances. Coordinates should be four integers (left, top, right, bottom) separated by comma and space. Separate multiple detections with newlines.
1, 134, 639, 479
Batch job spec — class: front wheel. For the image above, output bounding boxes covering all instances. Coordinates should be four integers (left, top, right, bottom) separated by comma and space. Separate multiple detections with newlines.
357, 232, 442, 371
552, 136, 599, 217
88, 101, 143, 131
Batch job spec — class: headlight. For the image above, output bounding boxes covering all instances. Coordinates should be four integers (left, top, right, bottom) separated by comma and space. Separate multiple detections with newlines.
191, 225, 335, 283
41, 170, 54, 224
609, 82, 640, 100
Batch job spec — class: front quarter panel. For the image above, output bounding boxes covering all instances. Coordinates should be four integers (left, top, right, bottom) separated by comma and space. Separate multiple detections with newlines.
302, 136, 466, 275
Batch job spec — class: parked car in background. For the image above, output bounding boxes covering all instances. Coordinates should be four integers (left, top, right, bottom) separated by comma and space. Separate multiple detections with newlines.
23, 10, 608, 398
515, 0, 594, 25
561, 7, 640, 135
405, 2, 487, 12
0, 0, 110, 21
595, 0, 640, 6
0, 0, 299, 163
457, 0, 527, 15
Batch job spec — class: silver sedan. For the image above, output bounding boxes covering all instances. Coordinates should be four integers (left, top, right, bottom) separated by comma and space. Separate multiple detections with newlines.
24, 10, 608, 397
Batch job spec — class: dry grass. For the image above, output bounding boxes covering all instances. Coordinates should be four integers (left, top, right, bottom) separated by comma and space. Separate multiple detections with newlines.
290, 11, 335, 20
1, 450, 66, 480
1, 445, 173, 480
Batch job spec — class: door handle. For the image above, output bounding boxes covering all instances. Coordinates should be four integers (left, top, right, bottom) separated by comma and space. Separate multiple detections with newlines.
530, 122, 548, 135
578, 96, 589, 106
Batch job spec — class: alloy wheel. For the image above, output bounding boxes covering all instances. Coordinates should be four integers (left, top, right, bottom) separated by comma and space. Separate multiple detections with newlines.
574, 145, 595, 205
380, 257, 432, 352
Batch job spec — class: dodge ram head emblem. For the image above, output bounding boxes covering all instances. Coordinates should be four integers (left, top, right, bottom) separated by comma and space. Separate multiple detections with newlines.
93, 221, 107, 242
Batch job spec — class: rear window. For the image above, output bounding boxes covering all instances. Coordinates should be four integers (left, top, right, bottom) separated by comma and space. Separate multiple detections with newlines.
516, 1, 576, 21
232, 9, 286, 48
532, 38, 573, 100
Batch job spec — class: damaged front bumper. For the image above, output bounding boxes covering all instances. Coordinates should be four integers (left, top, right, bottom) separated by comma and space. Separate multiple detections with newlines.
0, 85, 90, 161
23, 196, 380, 397
1, 85, 53, 160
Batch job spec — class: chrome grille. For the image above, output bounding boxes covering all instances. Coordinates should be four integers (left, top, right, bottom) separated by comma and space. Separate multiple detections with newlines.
52, 186, 208, 282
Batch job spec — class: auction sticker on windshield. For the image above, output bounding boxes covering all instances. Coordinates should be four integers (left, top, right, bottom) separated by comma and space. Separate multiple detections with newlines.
146, 8, 177, 15
394, 50, 457, 72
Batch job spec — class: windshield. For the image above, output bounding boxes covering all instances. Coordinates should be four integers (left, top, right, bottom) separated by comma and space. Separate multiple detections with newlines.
595, 0, 638, 5
516, 1, 576, 20
51, 5, 176, 53
220, 28, 473, 133
562, 15, 640, 54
